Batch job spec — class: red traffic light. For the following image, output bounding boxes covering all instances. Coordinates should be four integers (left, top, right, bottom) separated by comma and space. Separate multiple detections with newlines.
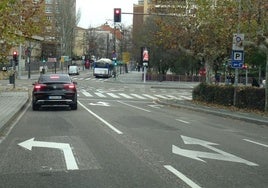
114, 8, 121, 22
115, 9, 120, 14
13, 51, 18, 64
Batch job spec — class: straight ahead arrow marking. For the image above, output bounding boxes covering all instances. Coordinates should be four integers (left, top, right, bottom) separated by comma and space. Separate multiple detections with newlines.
172, 135, 258, 166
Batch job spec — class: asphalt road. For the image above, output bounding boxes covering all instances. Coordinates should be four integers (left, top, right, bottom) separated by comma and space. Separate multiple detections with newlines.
0, 73, 267, 188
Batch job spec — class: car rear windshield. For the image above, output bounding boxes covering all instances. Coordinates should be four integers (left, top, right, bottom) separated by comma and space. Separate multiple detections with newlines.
38, 74, 72, 83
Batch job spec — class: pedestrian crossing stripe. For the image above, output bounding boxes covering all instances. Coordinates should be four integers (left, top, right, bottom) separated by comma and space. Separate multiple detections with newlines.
142, 94, 158, 100
130, 93, 146, 99
95, 92, 106, 98
154, 94, 169, 99
78, 90, 192, 100
118, 93, 134, 99
81, 89, 93, 97
107, 93, 120, 98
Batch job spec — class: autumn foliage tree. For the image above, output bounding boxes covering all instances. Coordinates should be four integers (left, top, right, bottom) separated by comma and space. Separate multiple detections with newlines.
140, 0, 267, 80
0, 0, 46, 64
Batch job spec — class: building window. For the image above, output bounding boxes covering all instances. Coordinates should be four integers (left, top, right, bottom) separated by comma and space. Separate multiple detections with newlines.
46, 16, 52, 22
45, 6, 53, 13
45, 26, 52, 32
45, 0, 53, 4
33, 0, 40, 3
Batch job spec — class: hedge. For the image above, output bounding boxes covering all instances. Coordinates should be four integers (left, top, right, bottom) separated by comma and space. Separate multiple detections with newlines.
193, 82, 265, 111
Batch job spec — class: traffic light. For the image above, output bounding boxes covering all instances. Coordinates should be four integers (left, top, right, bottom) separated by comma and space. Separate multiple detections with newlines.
13, 51, 18, 65
114, 8, 121, 22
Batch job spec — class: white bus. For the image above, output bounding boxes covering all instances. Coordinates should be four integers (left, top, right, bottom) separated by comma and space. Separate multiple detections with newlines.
93, 58, 114, 78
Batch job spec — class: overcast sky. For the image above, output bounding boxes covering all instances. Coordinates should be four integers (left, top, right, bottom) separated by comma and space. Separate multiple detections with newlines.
76, 0, 139, 28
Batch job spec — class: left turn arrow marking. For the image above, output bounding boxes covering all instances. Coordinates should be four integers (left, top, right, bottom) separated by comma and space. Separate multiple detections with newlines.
18, 138, 79, 170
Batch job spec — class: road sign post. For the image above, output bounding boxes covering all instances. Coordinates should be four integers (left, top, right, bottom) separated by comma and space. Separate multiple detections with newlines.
232, 33, 244, 86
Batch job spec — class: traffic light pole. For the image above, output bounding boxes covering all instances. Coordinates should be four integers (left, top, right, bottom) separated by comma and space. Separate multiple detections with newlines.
18, 44, 22, 79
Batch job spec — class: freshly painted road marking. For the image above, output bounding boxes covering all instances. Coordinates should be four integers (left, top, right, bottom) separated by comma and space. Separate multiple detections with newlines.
81, 89, 93, 97
89, 101, 110, 106
117, 101, 151, 112
107, 93, 120, 98
142, 94, 158, 100
243, 139, 268, 148
180, 96, 192, 100
119, 93, 133, 99
164, 165, 202, 188
166, 95, 178, 99
172, 135, 258, 166
154, 94, 169, 99
95, 92, 106, 98
148, 104, 163, 109
78, 101, 123, 134
18, 138, 78, 170
130, 93, 146, 99
176, 119, 190, 124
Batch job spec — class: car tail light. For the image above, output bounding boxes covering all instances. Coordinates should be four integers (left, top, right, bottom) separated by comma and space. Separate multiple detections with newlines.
33, 84, 47, 91
64, 83, 76, 91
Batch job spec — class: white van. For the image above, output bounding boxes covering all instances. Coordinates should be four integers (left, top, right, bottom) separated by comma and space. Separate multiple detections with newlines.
68, 65, 79, 75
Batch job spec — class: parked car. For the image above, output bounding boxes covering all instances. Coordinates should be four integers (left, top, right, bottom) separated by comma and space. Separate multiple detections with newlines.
32, 74, 77, 110
68, 65, 79, 75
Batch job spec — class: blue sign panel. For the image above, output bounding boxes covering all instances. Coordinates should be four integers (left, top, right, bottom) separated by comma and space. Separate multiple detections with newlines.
231, 50, 244, 68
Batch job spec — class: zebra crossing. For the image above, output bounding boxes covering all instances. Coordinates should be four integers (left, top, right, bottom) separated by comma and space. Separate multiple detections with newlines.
72, 77, 107, 82
78, 89, 192, 101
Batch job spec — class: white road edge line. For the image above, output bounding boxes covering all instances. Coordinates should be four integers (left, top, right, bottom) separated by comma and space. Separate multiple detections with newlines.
78, 101, 123, 135
117, 101, 151, 112
243, 139, 268, 148
164, 165, 202, 188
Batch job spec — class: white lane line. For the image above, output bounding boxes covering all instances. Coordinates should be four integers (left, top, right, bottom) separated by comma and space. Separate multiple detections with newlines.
243, 139, 268, 148
176, 119, 190, 124
164, 165, 202, 188
78, 101, 123, 135
117, 101, 151, 112
107, 93, 120, 98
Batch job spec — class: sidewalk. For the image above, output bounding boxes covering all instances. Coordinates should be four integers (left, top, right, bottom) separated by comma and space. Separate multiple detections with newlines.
0, 88, 29, 132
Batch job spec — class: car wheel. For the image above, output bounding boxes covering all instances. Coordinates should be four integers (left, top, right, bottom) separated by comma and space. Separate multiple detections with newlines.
32, 98, 39, 111
32, 103, 39, 111
71, 102, 77, 110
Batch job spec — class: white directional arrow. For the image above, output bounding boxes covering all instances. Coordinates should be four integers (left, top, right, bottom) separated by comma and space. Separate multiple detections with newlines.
148, 104, 163, 109
89, 101, 110, 106
18, 138, 79, 170
172, 135, 258, 166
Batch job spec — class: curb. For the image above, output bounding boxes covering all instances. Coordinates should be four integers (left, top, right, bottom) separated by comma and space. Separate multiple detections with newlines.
157, 100, 268, 126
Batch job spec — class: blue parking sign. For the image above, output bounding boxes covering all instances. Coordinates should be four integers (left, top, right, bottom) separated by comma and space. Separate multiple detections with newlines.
231, 50, 244, 68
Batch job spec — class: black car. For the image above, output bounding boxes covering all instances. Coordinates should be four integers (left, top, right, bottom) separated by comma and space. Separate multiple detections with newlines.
32, 74, 78, 110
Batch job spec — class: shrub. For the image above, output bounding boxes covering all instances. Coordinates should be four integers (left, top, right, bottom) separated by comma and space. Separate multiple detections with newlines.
193, 83, 265, 111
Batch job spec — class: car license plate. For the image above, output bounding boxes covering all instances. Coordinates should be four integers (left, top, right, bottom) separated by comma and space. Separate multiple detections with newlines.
49, 96, 62, 99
